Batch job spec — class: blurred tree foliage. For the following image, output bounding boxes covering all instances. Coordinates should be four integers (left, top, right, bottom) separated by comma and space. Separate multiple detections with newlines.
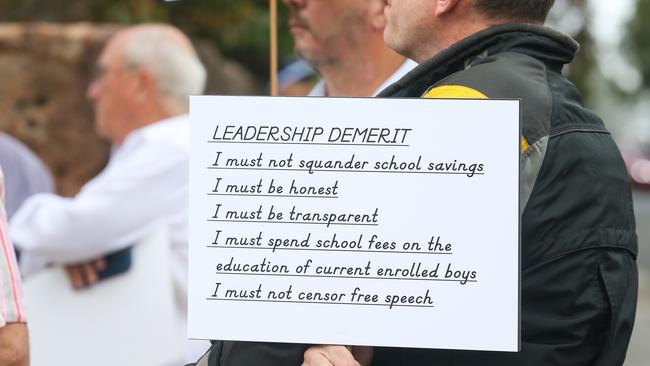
629, 0, 650, 90
0, 0, 294, 79
0, 0, 606, 95
547, 0, 595, 101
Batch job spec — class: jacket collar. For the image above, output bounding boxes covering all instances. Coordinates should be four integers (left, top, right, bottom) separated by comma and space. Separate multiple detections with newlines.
378, 24, 579, 97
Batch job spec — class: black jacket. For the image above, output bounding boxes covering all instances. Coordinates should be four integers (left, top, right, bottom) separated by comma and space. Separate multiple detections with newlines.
192, 24, 638, 366
373, 23, 638, 366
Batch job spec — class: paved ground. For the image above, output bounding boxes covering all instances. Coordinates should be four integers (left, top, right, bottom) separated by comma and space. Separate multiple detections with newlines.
624, 192, 650, 366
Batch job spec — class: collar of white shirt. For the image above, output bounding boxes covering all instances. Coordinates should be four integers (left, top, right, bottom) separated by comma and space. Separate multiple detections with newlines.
113, 114, 190, 157
308, 59, 418, 97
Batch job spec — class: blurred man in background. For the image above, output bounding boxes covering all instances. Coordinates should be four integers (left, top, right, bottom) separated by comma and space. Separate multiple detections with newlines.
285, 0, 415, 97
10, 23, 207, 362
0, 168, 28, 366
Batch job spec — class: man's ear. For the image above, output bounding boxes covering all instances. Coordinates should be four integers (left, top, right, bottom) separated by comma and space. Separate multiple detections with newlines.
435, 0, 461, 16
134, 68, 157, 101
368, 0, 388, 30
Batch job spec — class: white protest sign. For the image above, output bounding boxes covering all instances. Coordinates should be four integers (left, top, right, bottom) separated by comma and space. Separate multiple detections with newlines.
188, 96, 520, 352
24, 228, 183, 365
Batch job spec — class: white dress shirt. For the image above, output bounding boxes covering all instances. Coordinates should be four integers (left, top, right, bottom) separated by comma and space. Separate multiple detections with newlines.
308, 59, 418, 97
10, 115, 190, 301
12, 113, 207, 362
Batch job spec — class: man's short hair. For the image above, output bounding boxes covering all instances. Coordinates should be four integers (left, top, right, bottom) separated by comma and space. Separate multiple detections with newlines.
473, 0, 555, 24
124, 28, 207, 110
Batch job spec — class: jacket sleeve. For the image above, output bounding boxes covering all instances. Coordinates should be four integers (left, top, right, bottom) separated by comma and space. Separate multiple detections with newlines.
201, 341, 308, 366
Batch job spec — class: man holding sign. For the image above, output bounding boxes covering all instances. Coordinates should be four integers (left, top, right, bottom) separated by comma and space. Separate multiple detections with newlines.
304, 0, 638, 365
189, 1, 637, 365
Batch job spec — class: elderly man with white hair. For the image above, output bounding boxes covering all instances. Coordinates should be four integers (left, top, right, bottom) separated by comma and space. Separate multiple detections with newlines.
10, 23, 207, 361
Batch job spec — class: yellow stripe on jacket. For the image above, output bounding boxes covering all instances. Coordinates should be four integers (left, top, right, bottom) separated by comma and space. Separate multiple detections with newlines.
422, 85, 529, 153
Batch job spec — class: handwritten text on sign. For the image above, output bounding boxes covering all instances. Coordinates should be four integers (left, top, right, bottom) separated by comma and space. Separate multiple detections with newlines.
188, 96, 520, 351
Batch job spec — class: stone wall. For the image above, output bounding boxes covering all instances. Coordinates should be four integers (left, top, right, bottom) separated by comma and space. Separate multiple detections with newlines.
0, 22, 259, 196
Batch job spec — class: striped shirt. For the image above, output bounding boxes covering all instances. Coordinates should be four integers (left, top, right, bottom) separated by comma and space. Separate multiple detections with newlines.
0, 168, 26, 326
